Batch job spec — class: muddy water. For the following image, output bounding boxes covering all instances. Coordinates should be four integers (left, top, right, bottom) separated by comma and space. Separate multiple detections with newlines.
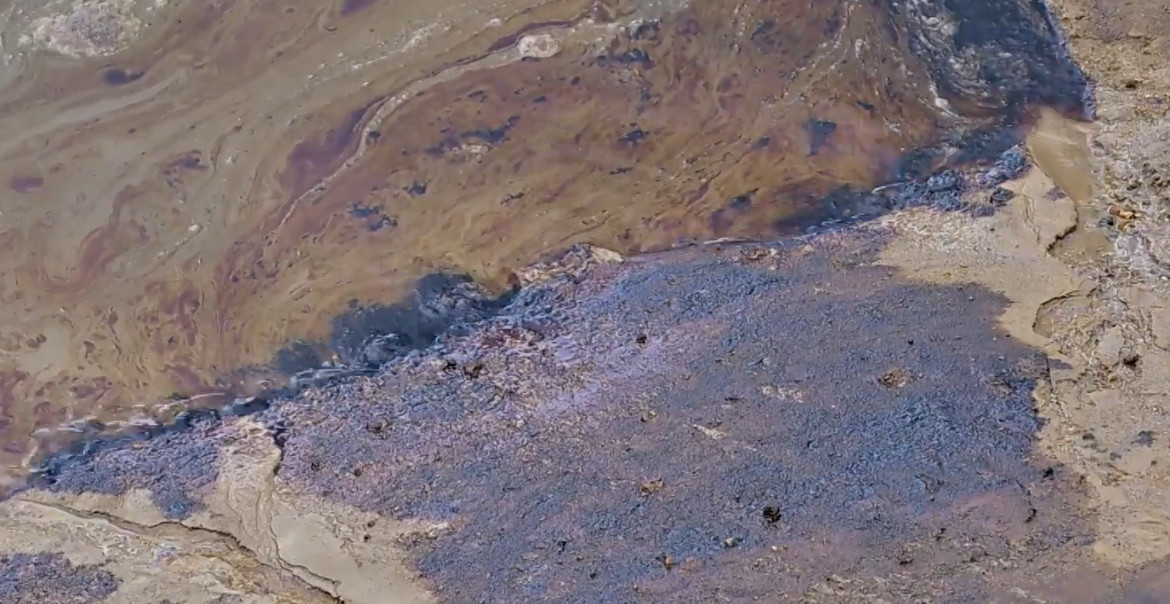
0, 0, 1086, 481
1028, 107, 1095, 203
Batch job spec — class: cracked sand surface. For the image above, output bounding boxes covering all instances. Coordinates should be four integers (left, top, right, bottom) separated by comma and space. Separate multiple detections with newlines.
0, 495, 337, 603
1016, 0, 1170, 571
16, 418, 440, 603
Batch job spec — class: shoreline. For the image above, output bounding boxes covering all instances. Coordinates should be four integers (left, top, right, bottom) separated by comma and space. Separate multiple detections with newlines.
16, 138, 1042, 491
10, 0, 1170, 601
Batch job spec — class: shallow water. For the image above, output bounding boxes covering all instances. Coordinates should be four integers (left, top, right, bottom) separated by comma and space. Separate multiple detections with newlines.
0, 0, 1086, 481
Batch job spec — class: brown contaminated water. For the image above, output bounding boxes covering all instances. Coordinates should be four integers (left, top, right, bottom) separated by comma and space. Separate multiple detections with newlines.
1028, 107, 1095, 203
0, 0, 1085, 484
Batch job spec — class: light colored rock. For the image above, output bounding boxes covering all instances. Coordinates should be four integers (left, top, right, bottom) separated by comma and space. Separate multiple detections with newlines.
1096, 326, 1126, 365
517, 33, 560, 59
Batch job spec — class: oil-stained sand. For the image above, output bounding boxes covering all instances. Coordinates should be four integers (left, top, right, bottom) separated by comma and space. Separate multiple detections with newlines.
0, 0, 1088, 478
9, 0, 1170, 600
20, 228, 1170, 603
0, 553, 119, 604
228, 235, 1082, 602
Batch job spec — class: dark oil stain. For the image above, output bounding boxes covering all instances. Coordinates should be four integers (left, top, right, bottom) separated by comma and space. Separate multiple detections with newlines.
338, 0, 377, 16
619, 127, 648, 145
26, 270, 522, 506
888, 0, 1088, 117
711, 190, 759, 233
161, 150, 208, 191
100, 67, 144, 86
280, 96, 383, 200
424, 116, 521, 156
709, 209, 731, 233
8, 176, 43, 193
166, 152, 205, 172
751, 19, 776, 40
0, 370, 28, 433
804, 118, 838, 155
952, 124, 1029, 166
991, 186, 1015, 205
895, 147, 940, 181
1044, 186, 1068, 201
631, 20, 661, 41
461, 115, 521, 145
325, 273, 513, 368
348, 203, 379, 218
70, 184, 149, 291
729, 190, 756, 210
273, 341, 324, 374
367, 215, 397, 231
604, 47, 653, 68
16, 3, 1106, 597
30, 409, 224, 519
249, 237, 1099, 602
0, 553, 120, 604
341, 0, 1010, 252
347, 202, 396, 231
22, 233, 1154, 600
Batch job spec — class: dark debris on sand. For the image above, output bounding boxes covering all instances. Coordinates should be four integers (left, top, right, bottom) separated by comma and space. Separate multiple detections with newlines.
263, 234, 1091, 602
9, 0, 1111, 596
19, 230, 1128, 602
0, 553, 119, 604
31, 413, 223, 519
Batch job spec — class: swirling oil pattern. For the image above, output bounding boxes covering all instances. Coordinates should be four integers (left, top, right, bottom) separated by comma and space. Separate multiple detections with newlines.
0, 0, 1086, 486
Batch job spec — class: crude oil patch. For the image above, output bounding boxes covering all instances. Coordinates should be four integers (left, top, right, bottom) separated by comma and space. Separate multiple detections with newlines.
27, 234, 1149, 601
0, 553, 120, 604
270, 234, 1080, 601
0, 0, 1090, 478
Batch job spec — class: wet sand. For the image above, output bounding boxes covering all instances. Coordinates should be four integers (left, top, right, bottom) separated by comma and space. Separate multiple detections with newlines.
0, 0, 1087, 480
